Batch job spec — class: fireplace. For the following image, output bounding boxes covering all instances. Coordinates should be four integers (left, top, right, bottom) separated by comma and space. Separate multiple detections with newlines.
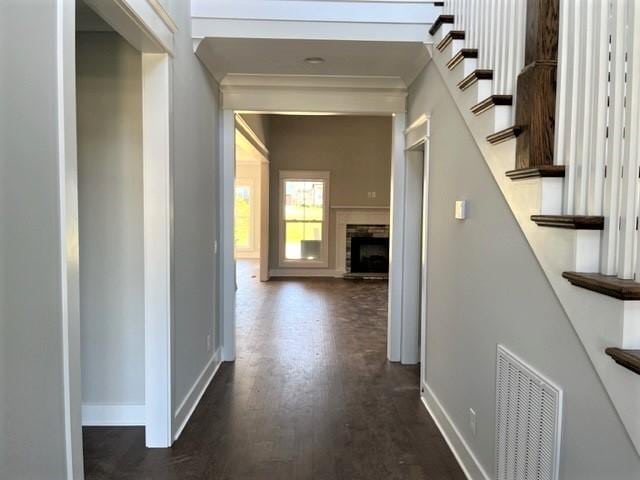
350, 236, 389, 273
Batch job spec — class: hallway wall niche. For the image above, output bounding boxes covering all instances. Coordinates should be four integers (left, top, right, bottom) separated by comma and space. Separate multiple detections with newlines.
76, 30, 145, 424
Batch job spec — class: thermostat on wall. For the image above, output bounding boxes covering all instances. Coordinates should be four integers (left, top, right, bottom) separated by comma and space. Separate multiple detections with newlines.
455, 200, 467, 220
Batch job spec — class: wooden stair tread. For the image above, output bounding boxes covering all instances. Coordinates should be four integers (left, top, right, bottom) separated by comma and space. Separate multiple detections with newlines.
531, 215, 604, 230
487, 126, 521, 145
446, 48, 478, 70
458, 69, 493, 91
436, 30, 465, 51
471, 95, 512, 115
429, 14, 454, 36
562, 272, 640, 300
605, 348, 640, 375
506, 166, 565, 180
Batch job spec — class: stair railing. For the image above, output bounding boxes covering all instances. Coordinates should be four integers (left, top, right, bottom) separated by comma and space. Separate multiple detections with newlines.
444, 0, 527, 96
554, 0, 640, 280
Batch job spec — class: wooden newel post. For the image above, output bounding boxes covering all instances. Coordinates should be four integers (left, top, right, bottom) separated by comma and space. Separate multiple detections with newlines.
514, 0, 560, 169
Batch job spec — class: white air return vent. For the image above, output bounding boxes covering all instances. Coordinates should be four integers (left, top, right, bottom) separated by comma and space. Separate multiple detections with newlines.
496, 345, 563, 480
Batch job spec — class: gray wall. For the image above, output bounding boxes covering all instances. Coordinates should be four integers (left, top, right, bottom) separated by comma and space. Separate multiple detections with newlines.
240, 113, 270, 147
76, 32, 145, 406
0, 2, 69, 478
171, 0, 221, 408
267, 115, 392, 271
408, 62, 640, 479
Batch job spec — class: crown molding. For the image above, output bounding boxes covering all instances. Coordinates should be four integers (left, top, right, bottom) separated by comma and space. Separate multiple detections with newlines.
220, 74, 407, 114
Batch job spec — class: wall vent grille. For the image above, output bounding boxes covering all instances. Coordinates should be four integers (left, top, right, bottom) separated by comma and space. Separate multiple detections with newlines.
496, 346, 563, 480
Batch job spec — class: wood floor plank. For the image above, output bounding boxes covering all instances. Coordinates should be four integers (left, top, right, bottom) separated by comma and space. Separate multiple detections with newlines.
83, 260, 465, 479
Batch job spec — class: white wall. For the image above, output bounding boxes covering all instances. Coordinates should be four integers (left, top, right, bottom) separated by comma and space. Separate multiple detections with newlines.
76, 32, 145, 411
408, 62, 640, 479
0, 2, 75, 478
170, 0, 222, 427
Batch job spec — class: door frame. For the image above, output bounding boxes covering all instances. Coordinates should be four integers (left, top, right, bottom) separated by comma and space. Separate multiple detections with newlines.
402, 114, 431, 368
215, 74, 409, 364
61, 4, 177, 472
234, 117, 271, 281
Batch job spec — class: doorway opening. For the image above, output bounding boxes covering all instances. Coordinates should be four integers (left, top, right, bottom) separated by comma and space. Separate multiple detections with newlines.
76, 6, 146, 437
75, 0, 173, 458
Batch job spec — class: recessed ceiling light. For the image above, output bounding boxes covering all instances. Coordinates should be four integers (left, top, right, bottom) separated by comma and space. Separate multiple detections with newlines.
304, 57, 325, 65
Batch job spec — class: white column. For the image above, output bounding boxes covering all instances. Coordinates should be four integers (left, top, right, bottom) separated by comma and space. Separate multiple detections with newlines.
142, 53, 173, 448
58, 0, 84, 476
220, 109, 237, 361
388, 113, 406, 362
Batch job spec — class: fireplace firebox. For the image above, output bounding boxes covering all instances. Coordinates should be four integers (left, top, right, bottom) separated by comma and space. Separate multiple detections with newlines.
350, 236, 389, 273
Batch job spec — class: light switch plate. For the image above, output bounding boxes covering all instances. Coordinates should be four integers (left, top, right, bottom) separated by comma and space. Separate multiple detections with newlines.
455, 200, 467, 220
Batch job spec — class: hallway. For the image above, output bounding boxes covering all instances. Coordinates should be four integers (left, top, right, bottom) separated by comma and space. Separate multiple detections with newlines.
83, 261, 464, 479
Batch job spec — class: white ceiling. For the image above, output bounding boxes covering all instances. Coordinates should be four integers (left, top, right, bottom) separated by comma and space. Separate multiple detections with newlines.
197, 38, 430, 85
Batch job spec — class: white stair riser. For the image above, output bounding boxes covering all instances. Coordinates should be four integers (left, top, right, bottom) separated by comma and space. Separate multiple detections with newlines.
622, 302, 640, 349
574, 231, 601, 273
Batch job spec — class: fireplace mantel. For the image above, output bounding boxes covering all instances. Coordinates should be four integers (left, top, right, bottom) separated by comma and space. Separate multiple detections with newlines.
335, 207, 390, 275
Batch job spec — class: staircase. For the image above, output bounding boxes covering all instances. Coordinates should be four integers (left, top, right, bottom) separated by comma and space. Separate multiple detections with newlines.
428, 0, 640, 455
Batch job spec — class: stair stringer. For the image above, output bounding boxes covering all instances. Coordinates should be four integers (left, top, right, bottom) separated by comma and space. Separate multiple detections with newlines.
428, 42, 640, 456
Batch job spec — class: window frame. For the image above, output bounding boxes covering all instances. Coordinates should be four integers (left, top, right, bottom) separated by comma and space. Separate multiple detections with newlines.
278, 170, 330, 268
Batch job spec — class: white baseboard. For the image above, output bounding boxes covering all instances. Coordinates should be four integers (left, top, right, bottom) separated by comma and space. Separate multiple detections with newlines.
269, 268, 340, 277
82, 403, 145, 426
421, 383, 490, 480
173, 347, 222, 441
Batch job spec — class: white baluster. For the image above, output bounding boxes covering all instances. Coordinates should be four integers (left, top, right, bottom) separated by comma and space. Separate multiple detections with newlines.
601, 0, 626, 275
625, 0, 640, 279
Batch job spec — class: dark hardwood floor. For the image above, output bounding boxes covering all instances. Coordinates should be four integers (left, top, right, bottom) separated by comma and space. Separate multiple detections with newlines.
83, 260, 465, 479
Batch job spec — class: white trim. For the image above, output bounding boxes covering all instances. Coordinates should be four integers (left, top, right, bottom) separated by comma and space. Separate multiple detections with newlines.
260, 160, 271, 282
419, 116, 431, 385
173, 348, 223, 441
220, 110, 237, 362
331, 205, 390, 209
388, 113, 406, 362
82, 404, 146, 426
334, 208, 390, 275
269, 268, 340, 277
216, 74, 407, 114
146, 0, 177, 32
83, 0, 174, 54
278, 170, 331, 268
235, 114, 270, 158
58, 1, 83, 478
421, 385, 491, 480
142, 53, 173, 448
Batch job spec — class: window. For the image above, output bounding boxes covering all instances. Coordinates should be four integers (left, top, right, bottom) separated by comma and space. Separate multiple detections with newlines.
279, 171, 330, 267
234, 182, 254, 252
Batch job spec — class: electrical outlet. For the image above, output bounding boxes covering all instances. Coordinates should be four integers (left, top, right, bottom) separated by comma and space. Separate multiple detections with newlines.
214, 240, 218, 254
469, 408, 477, 436
371, 191, 376, 198
206, 334, 212, 352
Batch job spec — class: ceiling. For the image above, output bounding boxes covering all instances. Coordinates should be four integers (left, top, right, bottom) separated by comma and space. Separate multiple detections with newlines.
197, 38, 430, 85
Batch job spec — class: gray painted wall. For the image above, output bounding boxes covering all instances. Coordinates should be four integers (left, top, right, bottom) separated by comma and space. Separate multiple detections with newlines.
240, 113, 270, 147
408, 62, 640, 478
76, 32, 145, 406
171, 0, 221, 408
267, 115, 392, 271
0, 2, 69, 478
